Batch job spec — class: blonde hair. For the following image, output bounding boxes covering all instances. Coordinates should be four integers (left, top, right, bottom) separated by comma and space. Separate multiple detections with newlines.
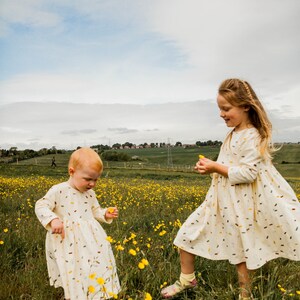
68, 147, 103, 173
218, 78, 274, 158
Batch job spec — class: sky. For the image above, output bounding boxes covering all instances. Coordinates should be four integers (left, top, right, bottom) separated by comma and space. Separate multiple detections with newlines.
0, 0, 299, 150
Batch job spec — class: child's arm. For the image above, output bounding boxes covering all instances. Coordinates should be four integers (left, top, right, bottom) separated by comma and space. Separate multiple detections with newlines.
91, 192, 118, 223
35, 188, 61, 231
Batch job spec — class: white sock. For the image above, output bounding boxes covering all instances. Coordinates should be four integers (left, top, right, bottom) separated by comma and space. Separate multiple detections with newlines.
179, 272, 196, 286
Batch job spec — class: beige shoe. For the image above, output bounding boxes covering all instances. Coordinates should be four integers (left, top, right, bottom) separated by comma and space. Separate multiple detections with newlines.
161, 279, 197, 299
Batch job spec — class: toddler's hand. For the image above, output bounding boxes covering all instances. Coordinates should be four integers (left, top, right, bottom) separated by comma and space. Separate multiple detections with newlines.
50, 218, 65, 239
105, 207, 119, 219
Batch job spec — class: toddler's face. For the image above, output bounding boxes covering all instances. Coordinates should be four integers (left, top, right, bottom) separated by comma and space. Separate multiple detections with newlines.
69, 165, 101, 192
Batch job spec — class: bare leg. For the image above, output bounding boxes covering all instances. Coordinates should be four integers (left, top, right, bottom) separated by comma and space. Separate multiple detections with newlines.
180, 248, 195, 274
236, 262, 252, 298
161, 249, 196, 298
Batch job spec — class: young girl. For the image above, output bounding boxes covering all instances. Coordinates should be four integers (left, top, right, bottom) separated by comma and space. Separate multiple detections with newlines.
35, 147, 121, 300
161, 78, 300, 299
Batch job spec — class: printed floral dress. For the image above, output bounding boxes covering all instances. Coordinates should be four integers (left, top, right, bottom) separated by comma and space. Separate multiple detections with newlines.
35, 182, 120, 299
174, 128, 300, 270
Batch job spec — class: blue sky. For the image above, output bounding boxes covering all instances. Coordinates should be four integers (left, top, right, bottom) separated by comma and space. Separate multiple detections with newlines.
0, 0, 300, 149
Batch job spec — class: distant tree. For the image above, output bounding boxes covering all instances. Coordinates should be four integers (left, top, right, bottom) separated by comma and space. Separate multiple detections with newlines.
112, 143, 121, 149
101, 151, 131, 161
175, 142, 182, 147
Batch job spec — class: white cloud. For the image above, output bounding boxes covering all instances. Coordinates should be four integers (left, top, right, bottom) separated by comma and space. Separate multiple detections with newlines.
0, 101, 298, 151
0, 0, 62, 29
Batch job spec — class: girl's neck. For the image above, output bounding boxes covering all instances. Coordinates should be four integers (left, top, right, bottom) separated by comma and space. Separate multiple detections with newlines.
234, 123, 254, 132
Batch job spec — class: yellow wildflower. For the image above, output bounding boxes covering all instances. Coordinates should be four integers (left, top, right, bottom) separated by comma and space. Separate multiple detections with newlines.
88, 285, 95, 293
96, 277, 105, 285
129, 249, 137, 256
116, 245, 124, 251
138, 262, 145, 269
159, 230, 167, 236
141, 259, 149, 266
144, 292, 152, 300
106, 236, 114, 243
3, 228, 8, 233
199, 154, 205, 159
89, 273, 96, 280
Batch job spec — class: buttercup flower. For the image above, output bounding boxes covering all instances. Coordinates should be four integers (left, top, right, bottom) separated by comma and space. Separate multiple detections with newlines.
96, 277, 105, 285
129, 249, 137, 256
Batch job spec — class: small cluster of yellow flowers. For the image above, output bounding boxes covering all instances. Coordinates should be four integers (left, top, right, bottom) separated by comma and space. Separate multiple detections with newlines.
115, 244, 124, 251
278, 284, 300, 297
88, 274, 118, 299
138, 258, 149, 270
106, 236, 115, 243
128, 249, 137, 256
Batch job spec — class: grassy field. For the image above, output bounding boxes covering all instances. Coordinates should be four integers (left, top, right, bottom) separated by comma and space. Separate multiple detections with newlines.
0, 146, 300, 299
8, 143, 300, 178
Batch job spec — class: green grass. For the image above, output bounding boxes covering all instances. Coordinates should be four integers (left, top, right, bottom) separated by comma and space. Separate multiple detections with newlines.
0, 145, 299, 299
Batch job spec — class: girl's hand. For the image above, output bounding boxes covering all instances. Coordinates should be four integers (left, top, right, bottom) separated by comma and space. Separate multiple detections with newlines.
194, 157, 215, 174
50, 218, 65, 239
105, 207, 119, 219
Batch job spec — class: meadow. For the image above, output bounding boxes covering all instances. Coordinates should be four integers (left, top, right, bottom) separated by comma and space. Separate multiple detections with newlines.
0, 146, 300, 300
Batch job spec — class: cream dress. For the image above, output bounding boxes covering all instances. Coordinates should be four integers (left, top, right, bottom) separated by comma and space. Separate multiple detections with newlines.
174, 128, 300, 270
35, 182, 120, 299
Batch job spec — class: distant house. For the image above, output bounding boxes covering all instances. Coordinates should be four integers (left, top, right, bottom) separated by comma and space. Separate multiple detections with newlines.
182, 144, 197, 148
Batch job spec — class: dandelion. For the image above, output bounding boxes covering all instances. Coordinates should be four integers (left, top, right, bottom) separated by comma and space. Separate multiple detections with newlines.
107, 207, 115, 213
141, 259, 149, 266
159, 230, 167, 236
89, 273, 96, 280
160, 282, 167, 288
88, 285, 95, 293
116, 245, 124, 251
106, 236, 114, 243
144, 292, 152, 300
296, 291, 300, 295
199, 154, 205, 159
3, 228, 8, 233
96, 277, 105, 285
138, 262, 145, 269
129, 249, 137, 256
0, 240, 4, 245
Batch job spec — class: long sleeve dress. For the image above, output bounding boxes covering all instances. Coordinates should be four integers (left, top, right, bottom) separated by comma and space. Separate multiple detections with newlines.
35, 182, 120, 299
174, 128, 300, 270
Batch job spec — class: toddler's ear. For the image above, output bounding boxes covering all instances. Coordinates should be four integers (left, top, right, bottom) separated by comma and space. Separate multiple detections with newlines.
69, 167, 75, 175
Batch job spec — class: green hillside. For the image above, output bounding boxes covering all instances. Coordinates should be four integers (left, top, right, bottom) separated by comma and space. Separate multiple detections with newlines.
2, 143, 299, 178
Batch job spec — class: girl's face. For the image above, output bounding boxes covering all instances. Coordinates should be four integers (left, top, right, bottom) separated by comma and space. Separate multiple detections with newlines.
217, 94, 250, 131
68, 165, 100, 193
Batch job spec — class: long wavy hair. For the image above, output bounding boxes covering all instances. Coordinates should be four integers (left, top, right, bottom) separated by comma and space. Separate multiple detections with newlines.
218, 78, 275, 159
